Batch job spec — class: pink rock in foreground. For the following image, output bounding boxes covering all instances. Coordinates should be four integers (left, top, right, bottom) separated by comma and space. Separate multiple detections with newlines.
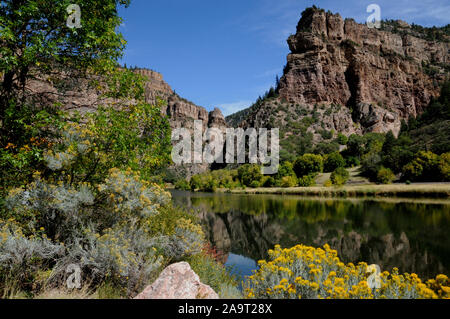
134, 262, 219, 299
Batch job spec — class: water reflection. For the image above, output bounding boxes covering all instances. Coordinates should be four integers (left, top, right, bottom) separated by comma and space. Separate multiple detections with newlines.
171, 190, 450, 280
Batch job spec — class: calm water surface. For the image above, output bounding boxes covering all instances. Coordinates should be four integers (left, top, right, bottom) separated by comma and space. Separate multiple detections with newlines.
171, 190, 450, 282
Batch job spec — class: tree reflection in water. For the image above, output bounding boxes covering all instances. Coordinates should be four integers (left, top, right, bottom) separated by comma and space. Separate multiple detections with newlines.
171, 190, 450, 281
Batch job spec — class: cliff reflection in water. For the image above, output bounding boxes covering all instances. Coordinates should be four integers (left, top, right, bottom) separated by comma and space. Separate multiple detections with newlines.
171, 190, 450, 280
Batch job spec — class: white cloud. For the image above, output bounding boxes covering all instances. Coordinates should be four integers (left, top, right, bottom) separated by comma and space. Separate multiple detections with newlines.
217, 100, 253, 116
238, 0, 449, 47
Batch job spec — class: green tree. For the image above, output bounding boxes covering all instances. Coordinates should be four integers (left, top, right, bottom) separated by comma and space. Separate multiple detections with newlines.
293, 154, 323, 178
313, 141, 340, 155
238, 164, 263, 187
0, 0, 137, 191
381, 134, 415, 173
0, 0, 130, 133
439, 152, 450, 181
410, 151, 440, 181
402, 161, 423, 182
324, 152, 345, 173
336, 133, 348, 145
330, 167, 349, 186
376, 167, 396, 184
346, 134, 365, 158
360, 153, 383, 181
276, 161, 296, 179
280, 175, 298, 187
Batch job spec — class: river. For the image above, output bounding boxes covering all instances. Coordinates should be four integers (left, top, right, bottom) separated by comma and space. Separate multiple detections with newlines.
171, 190, 450, 282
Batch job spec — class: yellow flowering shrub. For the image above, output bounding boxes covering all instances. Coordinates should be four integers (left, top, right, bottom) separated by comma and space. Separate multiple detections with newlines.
245, 244, 448, 299
97, 167, 171, 221
162, 218, 206, 260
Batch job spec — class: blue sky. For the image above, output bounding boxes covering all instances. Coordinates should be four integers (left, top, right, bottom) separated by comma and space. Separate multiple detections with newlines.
118, 0, 450, 116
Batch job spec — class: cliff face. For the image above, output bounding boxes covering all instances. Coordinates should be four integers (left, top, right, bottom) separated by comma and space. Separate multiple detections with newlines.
129, 68, 226, 134
228, 8, 449, 138
24, 67, 226, 175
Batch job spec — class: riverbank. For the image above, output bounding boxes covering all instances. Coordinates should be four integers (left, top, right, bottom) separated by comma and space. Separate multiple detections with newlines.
217, 183, 450, 198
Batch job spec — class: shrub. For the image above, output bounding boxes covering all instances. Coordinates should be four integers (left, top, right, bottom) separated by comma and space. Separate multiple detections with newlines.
250, 180, 261, 188
293, 154, 323, 178
345, 156, 360, 168
360, 153, 382, 181
245, 244, 444, 299
42, 102, 171, 186
174, 179, 190, 191
162, 218, 205, 261
280, 176, 298, 188
330, 167, 349, 186
314, 142, 340, 155
402, 161, 424, 182
187, 169, 239, 192
187, 253, 239, 295
262, 177, 276, 188
298, 174, 316, 187
415, 151, 441, 180
319, 130, 333, 140
439, 152, 450, 181
276, 161, 296, 179
0, 222, 64, 292
376, 167, 396, 184
324, 180, 333, 187
336, 133, 348, 145
3, 167, 173, 297
324, 152, 346, 173
238, 164, 263, 187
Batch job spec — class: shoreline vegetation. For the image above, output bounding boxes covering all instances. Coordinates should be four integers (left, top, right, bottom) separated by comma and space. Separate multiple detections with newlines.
217, 183, 450, 199
1, 1, 450, 300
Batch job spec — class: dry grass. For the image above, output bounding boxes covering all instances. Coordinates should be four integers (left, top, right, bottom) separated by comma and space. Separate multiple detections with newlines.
35, 288, 98, 299
223, 183, 450, 198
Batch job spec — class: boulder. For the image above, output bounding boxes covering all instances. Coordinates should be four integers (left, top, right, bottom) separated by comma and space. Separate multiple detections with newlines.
134, 262, 219, 299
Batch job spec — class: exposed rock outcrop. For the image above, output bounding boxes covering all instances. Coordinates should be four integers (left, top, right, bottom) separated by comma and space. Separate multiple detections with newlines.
227, 7, 449, 139
23, 67, 227, 175
134, 262, 219, 299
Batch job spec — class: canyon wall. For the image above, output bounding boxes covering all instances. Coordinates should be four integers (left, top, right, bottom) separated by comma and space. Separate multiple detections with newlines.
228, 8, 449, 138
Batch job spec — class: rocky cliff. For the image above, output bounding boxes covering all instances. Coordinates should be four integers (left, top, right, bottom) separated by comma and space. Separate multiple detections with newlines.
24, 67, 227, 175
227, 7, 449, 143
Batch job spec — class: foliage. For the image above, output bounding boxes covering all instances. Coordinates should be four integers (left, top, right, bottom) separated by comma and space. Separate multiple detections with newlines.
0, 0, 231, 300
280, 176, 298, 188
0, 104, 64, 192
245, 244, 446, 299
402, 161, 424, 182
330, 167, 349, 186
324, 152, 346, 173
187, 253, 239, 297
401, 151, 445, 182
336, 133, 348, 146
250, 180, 261, 188
439, 153, 450, 181
313, 142, 340, 156
162, 218, 205, 261
360, 153, 383, 182
184, 169, 239, 192
276, 161, 296, 180
376, 167, 396, 184
0, 0, 131, 145
293, 154, 323, 178
238, 164, 263, 187
2, 163, 176, 294
174, 179, 191, 191
297, 174, 316, 187
343, 133, 385, 161
383, 81, 450, 166
42, 102, 171, 185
